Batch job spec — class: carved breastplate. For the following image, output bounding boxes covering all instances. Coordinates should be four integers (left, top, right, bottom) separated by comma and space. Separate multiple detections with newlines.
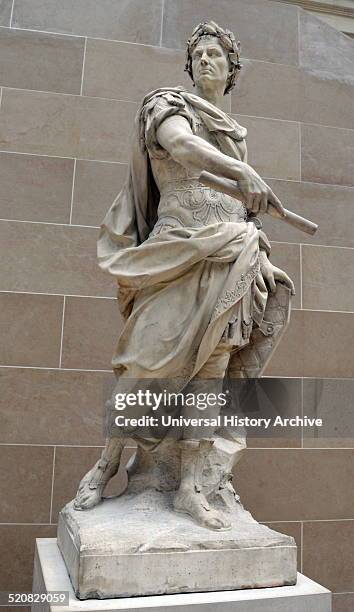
150, 108, 247, 236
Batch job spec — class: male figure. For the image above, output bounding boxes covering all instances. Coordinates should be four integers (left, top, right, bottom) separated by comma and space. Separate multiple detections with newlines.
74, 22, 294, 530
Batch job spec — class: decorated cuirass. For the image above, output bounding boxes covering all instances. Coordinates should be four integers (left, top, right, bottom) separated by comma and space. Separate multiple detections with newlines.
149, 104, 248, 236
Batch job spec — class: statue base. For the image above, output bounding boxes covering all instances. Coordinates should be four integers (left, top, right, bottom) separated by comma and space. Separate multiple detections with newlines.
57, 489, 297, 600
33, 539, 331, 612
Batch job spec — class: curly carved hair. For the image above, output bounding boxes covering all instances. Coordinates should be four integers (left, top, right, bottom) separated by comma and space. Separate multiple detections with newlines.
185, 21, 242, 95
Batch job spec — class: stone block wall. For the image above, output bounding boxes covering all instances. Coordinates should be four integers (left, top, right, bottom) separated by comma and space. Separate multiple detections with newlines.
0, 1, 353, 609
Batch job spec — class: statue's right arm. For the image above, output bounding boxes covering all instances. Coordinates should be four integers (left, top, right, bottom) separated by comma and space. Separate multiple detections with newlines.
156, 115, 246, 182
156, 115, 284, 217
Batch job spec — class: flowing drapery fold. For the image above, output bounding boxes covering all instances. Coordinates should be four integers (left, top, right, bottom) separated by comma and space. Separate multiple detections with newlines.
97, 88, 271, 382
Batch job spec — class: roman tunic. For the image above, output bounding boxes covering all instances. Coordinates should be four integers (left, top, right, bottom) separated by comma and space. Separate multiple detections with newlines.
98, 88, 279, 390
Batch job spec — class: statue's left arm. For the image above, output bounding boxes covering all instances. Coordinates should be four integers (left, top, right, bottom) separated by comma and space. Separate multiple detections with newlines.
259, 250, 295, 295
243, 141, 296, 296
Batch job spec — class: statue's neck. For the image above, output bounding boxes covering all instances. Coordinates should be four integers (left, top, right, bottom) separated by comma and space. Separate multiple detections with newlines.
194, 86, 224, 110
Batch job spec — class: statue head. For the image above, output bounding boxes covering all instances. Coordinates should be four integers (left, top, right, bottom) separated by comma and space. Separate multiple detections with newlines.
185, 21, 242, 95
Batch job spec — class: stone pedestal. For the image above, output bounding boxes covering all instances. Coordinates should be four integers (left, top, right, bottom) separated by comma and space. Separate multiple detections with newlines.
56, 437, 298, 600
33, 539, 332, 612
57, 490, 297, 599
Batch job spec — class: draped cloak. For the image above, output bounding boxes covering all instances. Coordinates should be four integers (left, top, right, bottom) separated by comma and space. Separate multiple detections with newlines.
97, 88, 280, 391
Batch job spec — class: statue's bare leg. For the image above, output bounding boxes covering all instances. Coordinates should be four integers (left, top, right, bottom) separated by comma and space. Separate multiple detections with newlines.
173, 440, 231, 531
74, 437, 125, 510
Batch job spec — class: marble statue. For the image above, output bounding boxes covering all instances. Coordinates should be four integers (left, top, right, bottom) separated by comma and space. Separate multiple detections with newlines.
58, 21, 305, 599
73, 20, 296, 529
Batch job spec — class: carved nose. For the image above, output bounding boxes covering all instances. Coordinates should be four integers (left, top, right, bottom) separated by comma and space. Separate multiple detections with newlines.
200, 56, 208, 66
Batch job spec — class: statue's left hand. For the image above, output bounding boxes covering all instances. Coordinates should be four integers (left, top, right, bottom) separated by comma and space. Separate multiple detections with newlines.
260, 253, 295, 295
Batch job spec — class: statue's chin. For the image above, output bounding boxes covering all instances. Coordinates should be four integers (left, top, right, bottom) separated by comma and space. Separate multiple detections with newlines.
194, 75, 226, 96
195, 74, 215, 87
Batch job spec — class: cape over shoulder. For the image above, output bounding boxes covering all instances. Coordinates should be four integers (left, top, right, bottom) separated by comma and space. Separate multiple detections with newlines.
138, 87, 247, 146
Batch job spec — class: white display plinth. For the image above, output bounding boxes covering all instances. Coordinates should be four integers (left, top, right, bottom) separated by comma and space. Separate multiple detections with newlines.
32, 539, 331, 612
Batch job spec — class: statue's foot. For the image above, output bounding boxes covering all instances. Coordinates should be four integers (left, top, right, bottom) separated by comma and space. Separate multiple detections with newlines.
74, 439, 125, 511
74, 453, 122, 511
174, 488, 231, 531
74, 463, 106, 510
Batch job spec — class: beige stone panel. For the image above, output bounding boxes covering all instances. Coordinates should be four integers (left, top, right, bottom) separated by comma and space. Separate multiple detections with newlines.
266, 310, 354, 378
301, 123, 354, 187
236, 449, 354, 522
0, 525, 57, 591
61, 297, 123, 371
299, 10, 354, 83
0, 293, 63, 367
269, 242, 301, 309
83, 40, 191, 102
263, 522, 301, 569
12, 0, 162, 45
303, 379, 354, 449
333, 594, 354, 612
51, 446, 134, 521
233, 58, 354, 129
0, 0, 11, 26
0, 89, 137, 162
0, 445, 53, 523
0, 152, 73, 223
71, 160, 127, 227
233, 114, 300, 181
0, 368, 115, 446
302, 245, 354, 312
0, 28, 85, 94
303, 521, 354, 593
232, 60, 301, 122
262, 179, 354, 249
300, 71, 354, 131
246, 378, 302, 449
162, 0, 299, 65
232, 58, 354, 129
0, 221, 114, 296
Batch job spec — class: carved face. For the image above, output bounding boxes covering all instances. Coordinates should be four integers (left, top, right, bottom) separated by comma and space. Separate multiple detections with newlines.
191, 37, 230, 92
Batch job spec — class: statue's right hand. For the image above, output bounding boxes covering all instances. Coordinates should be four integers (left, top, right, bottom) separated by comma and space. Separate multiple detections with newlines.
237, 163, 285, 218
